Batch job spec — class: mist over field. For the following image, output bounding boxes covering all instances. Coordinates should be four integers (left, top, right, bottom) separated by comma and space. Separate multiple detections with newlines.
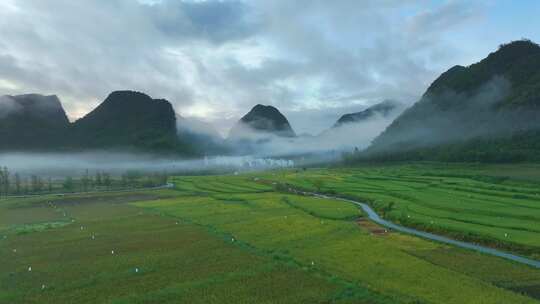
0, 108, 402, 177
224, 100, 406, 157
231, 115, 402, 157
0, 98, 403, 178
0, 152, 295, 178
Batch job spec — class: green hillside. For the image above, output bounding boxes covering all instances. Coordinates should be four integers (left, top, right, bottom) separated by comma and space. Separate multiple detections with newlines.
365, 40, 540, 162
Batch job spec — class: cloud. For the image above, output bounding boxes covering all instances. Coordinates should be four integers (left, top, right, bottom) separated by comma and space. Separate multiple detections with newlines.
225, 108, 405, 157
408, 1, 478, 35
0, 0, 484, 132
0, 0, 259, 120
146, 0, 260, 44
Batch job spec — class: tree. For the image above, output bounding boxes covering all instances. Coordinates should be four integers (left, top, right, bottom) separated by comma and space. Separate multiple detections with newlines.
81, 169, 90, 192
22, 177, 30, 194
0, 167, 4, 197
31, 175, 43, 193
47, 177, 53, 193
95, 171, 103, 187
103, 173, 112, 190
120, 173, 127, 188
0, 166, 9, 196
160, 171, 169, 185
3, 167, 9, 195
0, 169, 3, 197
63, 177, 75, 192
14, 173, 21, 194
125, 170, 140, 188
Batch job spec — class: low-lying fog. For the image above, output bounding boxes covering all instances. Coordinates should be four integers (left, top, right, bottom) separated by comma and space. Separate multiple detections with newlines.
0, 102, 408, 178
0, 152, 296, 178
0, 109, 405, 178
226, 108, 404, 157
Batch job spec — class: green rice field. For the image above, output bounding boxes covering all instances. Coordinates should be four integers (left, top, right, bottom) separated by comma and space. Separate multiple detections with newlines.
1, 163, 540, 303
260, 163, 540, 258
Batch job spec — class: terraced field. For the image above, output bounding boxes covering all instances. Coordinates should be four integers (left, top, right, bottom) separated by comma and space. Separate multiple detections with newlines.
2, 164, 540, 303
1, 190, 364, 304
260, 163, 540, 258
134, 174, 540, 303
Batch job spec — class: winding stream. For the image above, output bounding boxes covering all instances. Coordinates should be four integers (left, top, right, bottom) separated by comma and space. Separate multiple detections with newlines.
305, 191, 540, 269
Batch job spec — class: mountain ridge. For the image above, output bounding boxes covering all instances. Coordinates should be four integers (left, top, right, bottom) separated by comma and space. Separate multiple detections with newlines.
228, 104, 296, 139
364, 39, 540, 162
0, 94, 70, 150
0, 91, 197, 154
70, 90, 180, 151
333, 100, 402, 128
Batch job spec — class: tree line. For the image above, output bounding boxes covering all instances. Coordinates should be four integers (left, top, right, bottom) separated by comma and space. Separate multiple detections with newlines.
0, 167, 169, 197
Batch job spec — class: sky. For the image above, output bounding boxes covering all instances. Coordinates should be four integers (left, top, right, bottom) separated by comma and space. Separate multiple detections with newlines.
0, 0, 539, 135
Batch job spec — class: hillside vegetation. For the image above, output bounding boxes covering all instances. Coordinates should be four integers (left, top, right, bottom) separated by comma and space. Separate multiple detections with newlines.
264, 163, 540, 258
364, 40, 540, 162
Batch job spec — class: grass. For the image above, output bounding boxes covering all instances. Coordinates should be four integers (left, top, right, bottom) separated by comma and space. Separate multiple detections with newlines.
259, 163, 540, 258
0, 189, 388, 304
282, 196, 361, 220
1, 165, 540, 303
133, 174, 540, 304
